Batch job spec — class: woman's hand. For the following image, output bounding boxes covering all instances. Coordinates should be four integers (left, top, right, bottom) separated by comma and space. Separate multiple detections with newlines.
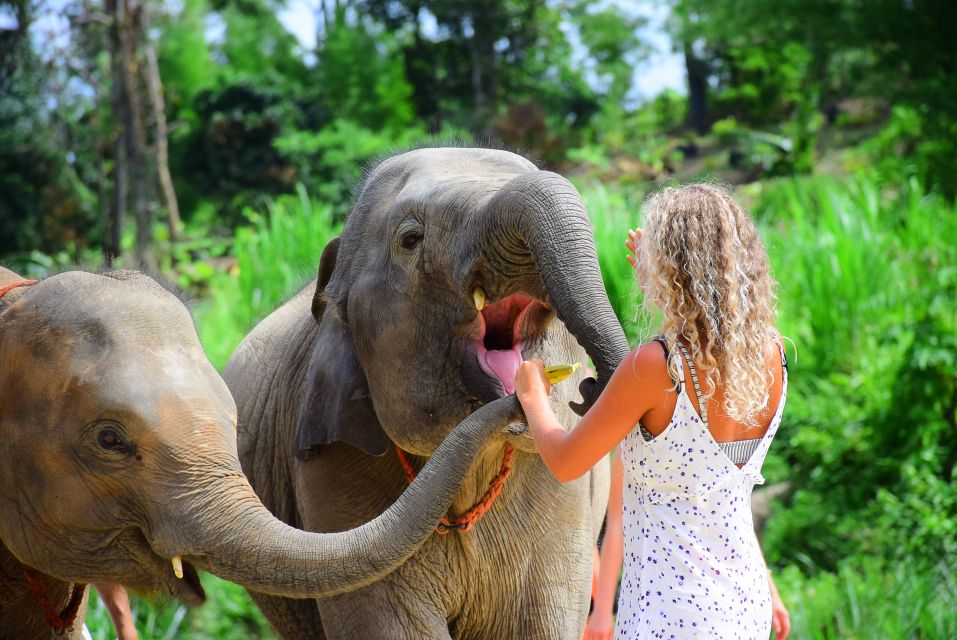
515, 359, 551, 405
583, 607, 614, 640
625, 228, 643, 269
768, 571, 791, 639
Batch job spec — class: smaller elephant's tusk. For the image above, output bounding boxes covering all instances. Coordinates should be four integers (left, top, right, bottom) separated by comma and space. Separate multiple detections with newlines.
473, 287, 486, 311
171, 556, 183, 579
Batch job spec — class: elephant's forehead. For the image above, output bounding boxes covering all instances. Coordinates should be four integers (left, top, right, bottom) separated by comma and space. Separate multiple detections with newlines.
371, 148, 536, 198
397, 174, 517, 219
26, 272, 196, 345
384, 147, 536, 176
68, 343, 230, 425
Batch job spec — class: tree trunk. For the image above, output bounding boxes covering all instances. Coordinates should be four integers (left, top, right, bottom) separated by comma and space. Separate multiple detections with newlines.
465, 20, 484, 113
684, 40, 709, 134
319, 0, 332, 44
95, 119, 113, 267
473, 10, 497, 109
143, 40, 180, 252
107, 0, 125, 264
465, 8, 498, 128
117, 0, 153, 269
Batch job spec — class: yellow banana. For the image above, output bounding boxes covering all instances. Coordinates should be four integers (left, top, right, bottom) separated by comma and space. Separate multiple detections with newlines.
544, 362, 581, 384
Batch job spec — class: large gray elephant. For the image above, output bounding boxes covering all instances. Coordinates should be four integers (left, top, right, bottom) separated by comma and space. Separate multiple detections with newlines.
0, 266, 523, 639
224, 147, 631, 639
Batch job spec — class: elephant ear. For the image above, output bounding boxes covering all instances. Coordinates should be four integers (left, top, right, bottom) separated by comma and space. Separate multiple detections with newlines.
295, 238, 391, 460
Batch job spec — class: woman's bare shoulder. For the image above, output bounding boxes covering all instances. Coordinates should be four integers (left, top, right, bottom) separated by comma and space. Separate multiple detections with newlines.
769, 327, 790, 361
621, 340, 673, 387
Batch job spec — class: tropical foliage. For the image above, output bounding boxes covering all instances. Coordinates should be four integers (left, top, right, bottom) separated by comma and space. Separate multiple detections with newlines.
2, 0, 955, 637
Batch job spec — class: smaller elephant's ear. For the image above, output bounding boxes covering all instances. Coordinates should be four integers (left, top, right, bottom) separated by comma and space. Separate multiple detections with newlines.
295, 237, 390, 459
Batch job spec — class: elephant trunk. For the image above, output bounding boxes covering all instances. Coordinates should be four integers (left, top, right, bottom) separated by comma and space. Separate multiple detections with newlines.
484, 171, 630, 406
156, 396, 522, 598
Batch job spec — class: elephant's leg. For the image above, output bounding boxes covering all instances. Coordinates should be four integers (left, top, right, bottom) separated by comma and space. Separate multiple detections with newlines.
503, 469, 605, 640
316, 581, 452, 640
517, 555, 593, 640
589, 459, 611, 542
247, 590, 325, 640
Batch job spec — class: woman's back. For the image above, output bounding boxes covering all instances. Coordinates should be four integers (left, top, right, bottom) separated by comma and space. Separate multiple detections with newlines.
638, 336, 788, 455
614, 337, 788, 639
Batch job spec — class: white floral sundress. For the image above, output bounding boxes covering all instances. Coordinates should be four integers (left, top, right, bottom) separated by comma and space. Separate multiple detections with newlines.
616, 341, 788, 639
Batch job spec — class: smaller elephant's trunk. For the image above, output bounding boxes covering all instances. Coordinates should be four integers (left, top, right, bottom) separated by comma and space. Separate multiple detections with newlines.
157, 396, 523, 598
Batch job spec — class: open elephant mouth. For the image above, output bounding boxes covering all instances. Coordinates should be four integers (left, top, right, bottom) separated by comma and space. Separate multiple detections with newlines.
466, 293, 552, 397
166, 558, 205, 605
142, 549, 205, 606
108, 528, 207, 605
142, 552, 204, 605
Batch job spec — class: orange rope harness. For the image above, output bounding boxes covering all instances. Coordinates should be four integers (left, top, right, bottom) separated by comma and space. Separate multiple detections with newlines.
395, 443, 515, 535
0, 279, 38, 299
21, 565, 87, 634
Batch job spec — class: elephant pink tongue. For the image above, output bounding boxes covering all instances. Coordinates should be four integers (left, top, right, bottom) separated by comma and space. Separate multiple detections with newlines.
485, 349, 522, 395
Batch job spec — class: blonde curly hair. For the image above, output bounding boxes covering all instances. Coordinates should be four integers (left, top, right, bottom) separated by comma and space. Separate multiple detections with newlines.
636, 183, 778, 427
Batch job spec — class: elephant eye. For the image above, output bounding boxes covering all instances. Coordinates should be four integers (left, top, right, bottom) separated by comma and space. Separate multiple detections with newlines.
400, 231, 423, 250
96, 425, 129, 452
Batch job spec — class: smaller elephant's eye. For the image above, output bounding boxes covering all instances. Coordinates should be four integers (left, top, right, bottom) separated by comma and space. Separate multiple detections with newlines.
400, 231, 423, 250
96, 426, 126, 451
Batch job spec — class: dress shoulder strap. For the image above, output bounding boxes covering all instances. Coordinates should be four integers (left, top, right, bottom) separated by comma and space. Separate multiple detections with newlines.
674, 340, 708, 425
638, 337, 681, 443
652, 335, 670, 359
777, 336, 789, 371
652, 336, 681, 388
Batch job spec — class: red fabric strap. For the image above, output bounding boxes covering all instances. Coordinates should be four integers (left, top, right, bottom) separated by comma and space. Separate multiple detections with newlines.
0, 279, 38, 299
395, 443, 515, 535
21, 565, 87, 632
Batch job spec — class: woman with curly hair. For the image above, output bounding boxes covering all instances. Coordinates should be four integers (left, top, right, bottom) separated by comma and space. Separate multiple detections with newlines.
516, 184, 790, 639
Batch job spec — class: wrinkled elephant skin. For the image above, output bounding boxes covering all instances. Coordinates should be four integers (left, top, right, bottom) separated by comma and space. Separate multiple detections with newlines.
225, 148, 631, 639
0, 266, 522, 638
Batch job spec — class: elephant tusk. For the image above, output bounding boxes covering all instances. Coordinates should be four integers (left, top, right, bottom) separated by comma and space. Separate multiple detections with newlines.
473, 287, 486, 311
171, 556, 183, 579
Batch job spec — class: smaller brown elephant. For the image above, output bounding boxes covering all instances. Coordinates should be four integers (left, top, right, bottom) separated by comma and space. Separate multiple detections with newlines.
0, 266, 524, 639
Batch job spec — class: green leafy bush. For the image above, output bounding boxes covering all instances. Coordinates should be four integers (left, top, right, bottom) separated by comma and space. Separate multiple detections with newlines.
194, 185, 342, 370
751, 176, 957, 571
84, 574, 275, 640
274, 120, 426, 219
776, 556, 957, 639
857, 105, 957, 198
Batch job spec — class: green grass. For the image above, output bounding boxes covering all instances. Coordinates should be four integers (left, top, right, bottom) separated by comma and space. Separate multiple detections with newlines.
193, 184, 342, 370
776, 557, 957, 639
84, 575, 276, 640
578, 180, 650, 342
751, 175, 941, 374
